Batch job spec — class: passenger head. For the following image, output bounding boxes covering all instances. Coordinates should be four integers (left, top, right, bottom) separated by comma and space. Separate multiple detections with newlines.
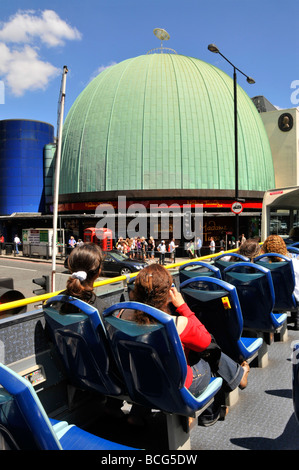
237, 238, 261, 261
131, 264, 173, 323
66, 243, 103, 301
289, 226, 299, 241
260, 235, 289, 262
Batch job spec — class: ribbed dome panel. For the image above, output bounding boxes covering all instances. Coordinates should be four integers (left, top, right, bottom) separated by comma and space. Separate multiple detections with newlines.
60, 54, 274, 194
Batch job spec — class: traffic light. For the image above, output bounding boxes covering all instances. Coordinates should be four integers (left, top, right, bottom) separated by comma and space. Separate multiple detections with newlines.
0, 278, 14, 289
0, 278, 26, 316
32, 275, 50, 295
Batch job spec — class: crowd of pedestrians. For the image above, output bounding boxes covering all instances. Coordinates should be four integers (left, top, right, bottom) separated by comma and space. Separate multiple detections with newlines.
1, 231, 249, 260
115, 236, 178, 264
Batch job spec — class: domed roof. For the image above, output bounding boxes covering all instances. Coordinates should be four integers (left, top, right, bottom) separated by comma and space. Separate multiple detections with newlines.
60, 53, 274, 194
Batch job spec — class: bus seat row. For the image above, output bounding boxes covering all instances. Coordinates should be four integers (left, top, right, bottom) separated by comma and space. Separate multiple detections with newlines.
0, 361, 137, 450
0, 295, 223, 449
103, 301, 222, 415
255, 253, 297, 312
180, 276, 263, 364
179, 252, 294, 338
293, 342, 299, 424
224, 262, 287, 331
43, 296, 222, 417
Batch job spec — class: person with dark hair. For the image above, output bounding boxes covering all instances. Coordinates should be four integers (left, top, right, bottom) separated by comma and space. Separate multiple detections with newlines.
288, 226, 299, 242
119, 264, 250, 426
230, 238, 261, 262
62, 243, 124, 417
62, 243, 105, 315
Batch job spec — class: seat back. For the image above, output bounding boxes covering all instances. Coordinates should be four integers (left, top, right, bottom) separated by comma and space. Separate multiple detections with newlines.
180, 276, 245, 363
179, 261, 221, 284
0, 362, 62, 450
103, 301, 222, 416
222, 262, 276, 332
293, 342, 299, 424
288, 247, 299, 258
43, 295, 125, 397
254, 254, 297, 310
213, 253, 249, 275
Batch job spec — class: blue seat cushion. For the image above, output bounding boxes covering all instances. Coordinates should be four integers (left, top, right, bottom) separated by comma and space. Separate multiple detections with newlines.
57, 424, 136, 450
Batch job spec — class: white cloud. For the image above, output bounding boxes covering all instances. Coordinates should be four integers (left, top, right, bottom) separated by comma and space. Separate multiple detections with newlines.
0, 10, 81, 96
0, 9, 82, 47
0, 43, 60, 97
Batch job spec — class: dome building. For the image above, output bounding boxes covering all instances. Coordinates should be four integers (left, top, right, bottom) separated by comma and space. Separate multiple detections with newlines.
56, 49, 274, 247
60, 53, 273, 194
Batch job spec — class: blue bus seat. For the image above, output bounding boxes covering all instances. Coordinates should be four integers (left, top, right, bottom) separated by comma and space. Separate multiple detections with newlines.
292, 342, 299, 424
291, 242, 299, 248
288, 247, 299, 258
43, 295, 125, 397
127, 275, 137, 295
254, 254, 297, 311
180, 276, 263, 363
222, 262, 287, 332
213, 253, 250, 275
0, 363, 136, 450
103, 301, 223, 418
179, 261, 221, 284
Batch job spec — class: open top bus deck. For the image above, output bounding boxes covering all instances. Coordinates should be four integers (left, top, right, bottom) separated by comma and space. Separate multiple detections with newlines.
0, 248, 298, 451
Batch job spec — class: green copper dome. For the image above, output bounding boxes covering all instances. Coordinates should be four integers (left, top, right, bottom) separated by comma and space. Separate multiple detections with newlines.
60, 53, 274, 193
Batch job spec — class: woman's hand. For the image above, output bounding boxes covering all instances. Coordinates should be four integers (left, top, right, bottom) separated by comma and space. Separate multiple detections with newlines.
169, 285, 185, 308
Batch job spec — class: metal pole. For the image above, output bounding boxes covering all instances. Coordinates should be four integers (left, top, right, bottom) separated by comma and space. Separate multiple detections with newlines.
207, 45, 254, 247
233, 67, 239, 244
51, 66, 68, 292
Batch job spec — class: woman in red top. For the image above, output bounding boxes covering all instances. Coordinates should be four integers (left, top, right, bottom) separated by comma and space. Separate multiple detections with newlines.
121, 263, 249, 425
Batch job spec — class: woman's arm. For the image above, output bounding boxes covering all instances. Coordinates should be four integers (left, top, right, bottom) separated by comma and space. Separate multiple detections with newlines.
169, 286, 211, 351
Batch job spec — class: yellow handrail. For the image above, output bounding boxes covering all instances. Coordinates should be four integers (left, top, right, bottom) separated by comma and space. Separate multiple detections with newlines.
0, 249, 238, 313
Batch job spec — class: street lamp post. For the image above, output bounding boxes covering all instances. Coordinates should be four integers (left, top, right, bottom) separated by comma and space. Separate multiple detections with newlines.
207, 44, 255, 245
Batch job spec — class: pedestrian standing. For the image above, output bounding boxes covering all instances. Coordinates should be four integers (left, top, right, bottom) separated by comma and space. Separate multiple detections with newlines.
157, 240, 166, 265
209, 237, 215, 255
196, 237, 202, 257
14, 234, 20, 254
168, 238, 178, 263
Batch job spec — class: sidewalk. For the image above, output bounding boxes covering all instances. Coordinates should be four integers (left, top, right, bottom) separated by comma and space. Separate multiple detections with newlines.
0, 251, 202, 268
0, 252, 65, 265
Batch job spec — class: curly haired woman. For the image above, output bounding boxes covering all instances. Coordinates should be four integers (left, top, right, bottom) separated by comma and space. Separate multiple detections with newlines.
260, 235, 299, 329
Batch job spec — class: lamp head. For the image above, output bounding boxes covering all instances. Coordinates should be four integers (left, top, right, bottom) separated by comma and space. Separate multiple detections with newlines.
246, 76, 255, 84
208, 44, 219, 53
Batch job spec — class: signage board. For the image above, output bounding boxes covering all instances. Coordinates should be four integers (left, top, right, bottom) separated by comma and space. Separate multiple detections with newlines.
231, 202, 243, 214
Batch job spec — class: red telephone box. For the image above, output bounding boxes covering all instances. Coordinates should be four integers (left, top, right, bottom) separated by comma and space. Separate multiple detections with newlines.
83, 227, 113, 251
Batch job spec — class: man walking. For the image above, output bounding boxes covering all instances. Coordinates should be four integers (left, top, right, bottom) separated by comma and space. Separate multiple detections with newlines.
157, 240, 166, 265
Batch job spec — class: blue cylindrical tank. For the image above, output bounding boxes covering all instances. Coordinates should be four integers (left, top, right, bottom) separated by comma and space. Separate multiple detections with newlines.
0, 119, 54, 215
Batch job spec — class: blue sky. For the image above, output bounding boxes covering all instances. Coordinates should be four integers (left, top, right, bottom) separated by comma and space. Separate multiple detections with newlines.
0, 0, 298, 134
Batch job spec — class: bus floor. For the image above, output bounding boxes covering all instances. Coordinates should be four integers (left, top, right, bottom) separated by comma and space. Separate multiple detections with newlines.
190, 326, 299, 450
